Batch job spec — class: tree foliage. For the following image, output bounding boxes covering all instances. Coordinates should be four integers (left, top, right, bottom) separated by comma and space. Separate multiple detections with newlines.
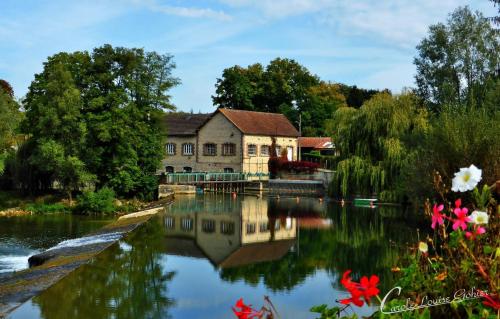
15, 45, 179, 200
415, 6, 500, 113
328, 92, 429, 202
212, 58, 388, 136
0, 80, 21, 174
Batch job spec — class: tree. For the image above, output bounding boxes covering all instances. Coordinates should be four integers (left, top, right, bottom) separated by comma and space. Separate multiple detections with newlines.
212, 64, 264, 110
18, 45, 180, 199
338, 84, 387, 109
212, 58, 320, 128
0, 80, 21, 174
327, 92, 429, 202
414, 7, 500, 113
300, 82, 347, 136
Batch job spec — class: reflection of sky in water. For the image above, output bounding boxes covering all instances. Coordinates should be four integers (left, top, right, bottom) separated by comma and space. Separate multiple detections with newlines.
7, 195, 416, 319
162, 255, 376, 319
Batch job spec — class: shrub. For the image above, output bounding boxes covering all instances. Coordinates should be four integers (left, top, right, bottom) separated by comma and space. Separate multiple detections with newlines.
282, 161, 320, 174
24, 202, 69, 214
75, 187, 116, 214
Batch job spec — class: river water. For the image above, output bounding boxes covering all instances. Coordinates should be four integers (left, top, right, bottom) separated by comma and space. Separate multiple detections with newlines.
7, 195, 422, 319
0, 214, 114, 274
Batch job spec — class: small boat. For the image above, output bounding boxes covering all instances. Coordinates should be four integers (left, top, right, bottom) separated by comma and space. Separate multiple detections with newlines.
353, 198, 378, 208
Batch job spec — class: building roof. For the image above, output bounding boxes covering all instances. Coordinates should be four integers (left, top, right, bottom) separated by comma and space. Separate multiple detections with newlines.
298, 137, 333, 149
219, 240, 295, 268
163, 113, 211, 136
217, 108, 300, 137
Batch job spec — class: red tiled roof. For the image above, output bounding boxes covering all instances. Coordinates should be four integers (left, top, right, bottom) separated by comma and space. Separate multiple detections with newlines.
298, 137, 332, 149
218, 108, 299, 137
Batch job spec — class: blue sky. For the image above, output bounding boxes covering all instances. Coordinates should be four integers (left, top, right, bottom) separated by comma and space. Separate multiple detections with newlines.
0, 0, 496, 113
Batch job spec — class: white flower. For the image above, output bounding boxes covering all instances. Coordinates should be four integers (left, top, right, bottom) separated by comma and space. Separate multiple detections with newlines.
451, 164, 482, 192
470, 210, 489, 225
418, 242, 428, 254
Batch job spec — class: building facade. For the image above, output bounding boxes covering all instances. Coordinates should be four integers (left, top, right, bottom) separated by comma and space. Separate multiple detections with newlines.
159, 108, 300, 174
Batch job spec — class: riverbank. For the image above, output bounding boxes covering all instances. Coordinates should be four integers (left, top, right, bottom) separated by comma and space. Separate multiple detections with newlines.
0, 196, 173, 318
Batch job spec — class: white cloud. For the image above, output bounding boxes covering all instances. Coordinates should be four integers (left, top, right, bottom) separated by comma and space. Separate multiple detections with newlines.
218, 0, 497, 48
132, 0, 232, 21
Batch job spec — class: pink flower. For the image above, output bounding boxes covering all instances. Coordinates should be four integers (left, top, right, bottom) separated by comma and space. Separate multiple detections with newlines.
454, 198, 461, 209
431, 204, 445, 229
452, 205, 470, 231
465, 225, 486, 240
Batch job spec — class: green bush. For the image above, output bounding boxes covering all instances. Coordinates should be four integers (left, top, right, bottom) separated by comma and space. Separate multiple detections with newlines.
75, 187, 116, 214
25, 202, 69, 214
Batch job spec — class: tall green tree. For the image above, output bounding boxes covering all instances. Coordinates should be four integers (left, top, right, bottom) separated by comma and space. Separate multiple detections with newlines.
19, 45, 179, 199
327, 92, 429, 202
414, 6, 500, 112
300, 82, 347, 136
0, 80, 21, 174
212, 58, 321, 129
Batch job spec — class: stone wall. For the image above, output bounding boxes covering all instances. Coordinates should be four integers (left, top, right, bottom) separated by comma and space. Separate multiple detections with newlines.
158, 136, 197, 174
196, 112, 242, 172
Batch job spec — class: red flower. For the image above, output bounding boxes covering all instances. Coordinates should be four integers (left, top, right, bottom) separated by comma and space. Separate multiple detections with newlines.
339, 270, 380, 307
339, 289, 364, 307
232, 298, 264, 319
479, 291, 500, 311
359, 275, 380, 303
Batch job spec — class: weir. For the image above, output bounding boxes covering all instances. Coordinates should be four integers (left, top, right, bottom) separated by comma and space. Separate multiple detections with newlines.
268, 179, 325, 197
0, 198, 173, 318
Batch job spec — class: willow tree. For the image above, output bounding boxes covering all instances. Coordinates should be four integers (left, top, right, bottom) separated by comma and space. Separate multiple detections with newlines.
327, 92, 428, 202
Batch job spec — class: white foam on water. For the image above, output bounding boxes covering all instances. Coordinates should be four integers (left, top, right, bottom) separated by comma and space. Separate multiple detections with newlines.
119, 241, 132, 252
46, 232, 124, 251
0, 255, 31, 273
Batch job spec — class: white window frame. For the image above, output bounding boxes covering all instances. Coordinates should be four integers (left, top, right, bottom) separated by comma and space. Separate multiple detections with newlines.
260, 145, 270, 156
182, 143, 194, 156
166, 143, 176, 155
275, 145, 282, 156
247, 144, 257, 157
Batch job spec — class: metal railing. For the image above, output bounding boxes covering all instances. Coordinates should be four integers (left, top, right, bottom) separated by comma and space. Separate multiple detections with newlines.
165, 172, 269, 184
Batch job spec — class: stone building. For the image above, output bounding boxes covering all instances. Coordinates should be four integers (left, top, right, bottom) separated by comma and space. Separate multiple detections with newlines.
159, 108, 300, 174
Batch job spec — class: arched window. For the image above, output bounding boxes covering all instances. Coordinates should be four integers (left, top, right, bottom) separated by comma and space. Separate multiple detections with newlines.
183, 166, 193, 173
165, 166, 174, 173
224, 167, 234, 173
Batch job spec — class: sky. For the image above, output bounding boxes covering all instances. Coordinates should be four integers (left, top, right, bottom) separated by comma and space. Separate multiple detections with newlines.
0, 0, 496, 113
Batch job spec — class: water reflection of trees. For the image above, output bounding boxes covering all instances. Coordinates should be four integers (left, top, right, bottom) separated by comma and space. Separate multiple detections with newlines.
220, 204, 419, 293
33, 220, 175, 319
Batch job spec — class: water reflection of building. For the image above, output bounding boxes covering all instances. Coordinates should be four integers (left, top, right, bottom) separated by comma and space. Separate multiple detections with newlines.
162, 196, 297, 268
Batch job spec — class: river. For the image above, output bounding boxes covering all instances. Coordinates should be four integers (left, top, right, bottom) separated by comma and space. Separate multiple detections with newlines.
6, 195, 423, 319
0, 214, 114, 274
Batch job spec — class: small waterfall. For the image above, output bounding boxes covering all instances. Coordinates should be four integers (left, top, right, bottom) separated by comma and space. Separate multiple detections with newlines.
46, 232, 124, 251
